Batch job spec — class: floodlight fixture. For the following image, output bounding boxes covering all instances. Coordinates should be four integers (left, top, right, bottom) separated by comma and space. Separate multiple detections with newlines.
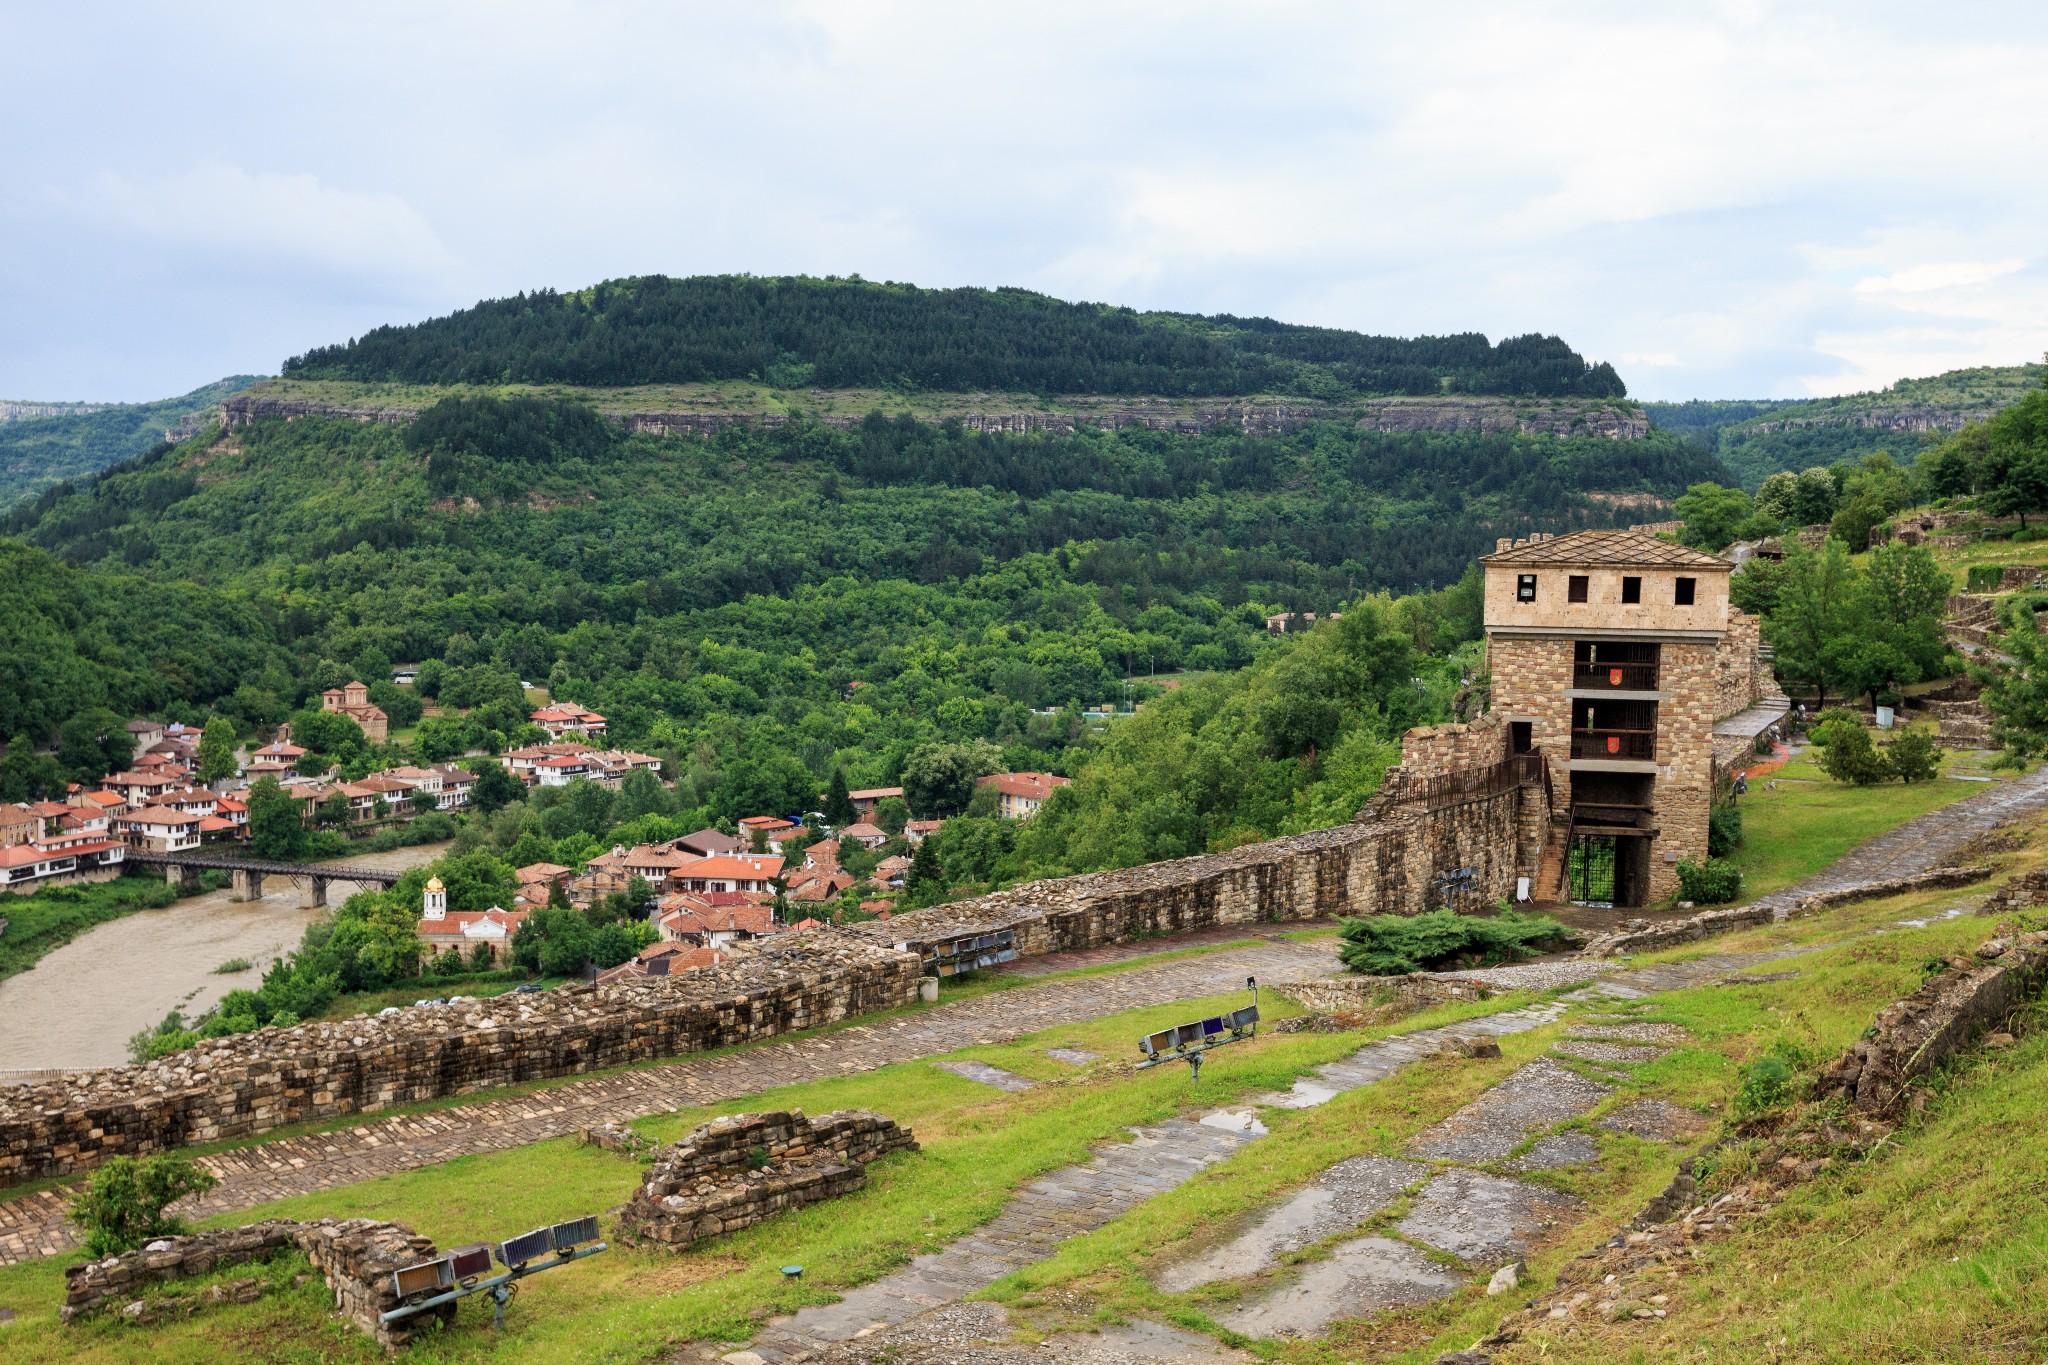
449, 1243, 494, 1281
496, 1226, 557, 1268
550, 1216, 601, 1252
391, 1256, 455, 1299
383, 1213, 611, 1331
1135, 976, 1259, 1076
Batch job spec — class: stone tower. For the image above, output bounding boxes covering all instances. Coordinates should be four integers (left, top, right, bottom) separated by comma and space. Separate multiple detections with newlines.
422, 875, 447, 922
1481, 529, 1736, 907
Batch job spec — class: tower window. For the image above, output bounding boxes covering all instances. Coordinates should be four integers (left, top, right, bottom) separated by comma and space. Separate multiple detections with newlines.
1568, 575, 1589, 602
1675, 576, 1696, 605
1517, 574, 1537, 602
1621, 576, 1642, 604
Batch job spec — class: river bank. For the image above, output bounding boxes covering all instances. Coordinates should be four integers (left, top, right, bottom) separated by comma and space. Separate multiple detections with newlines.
0, 843, 449, 1074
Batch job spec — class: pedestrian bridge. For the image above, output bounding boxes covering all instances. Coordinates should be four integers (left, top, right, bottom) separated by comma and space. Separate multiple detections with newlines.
124, 851, 402, 907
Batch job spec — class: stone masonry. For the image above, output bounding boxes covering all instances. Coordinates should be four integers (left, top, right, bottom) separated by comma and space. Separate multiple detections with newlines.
618, 1109, 916, 1248
62, 1216, 451, 1349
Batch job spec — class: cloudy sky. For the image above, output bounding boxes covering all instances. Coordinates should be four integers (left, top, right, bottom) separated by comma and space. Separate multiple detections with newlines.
3, 1, 2044, 402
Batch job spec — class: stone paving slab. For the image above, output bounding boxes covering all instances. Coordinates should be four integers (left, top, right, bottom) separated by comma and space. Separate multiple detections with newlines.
1046, 1048, 1100, 1065
1157, 1155, 1427, 1292
1567, 1023, 1691, 1044
1505, 1130, 1600, 1171
1404, 1057, 1611, 1165
1216, 1236, 1461, 1339
750, 1117, 1255, 1360
934, 1060, 1038, 1091
1396, 1168, 1582, 1264
1551, 1039, 1670, 1064
1597, 1098, 1711, 1141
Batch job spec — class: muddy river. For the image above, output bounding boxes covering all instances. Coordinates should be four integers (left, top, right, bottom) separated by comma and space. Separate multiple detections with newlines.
0, 843, 449, 1074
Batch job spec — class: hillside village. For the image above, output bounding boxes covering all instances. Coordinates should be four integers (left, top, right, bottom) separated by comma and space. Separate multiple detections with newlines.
1, 682, 1072, 981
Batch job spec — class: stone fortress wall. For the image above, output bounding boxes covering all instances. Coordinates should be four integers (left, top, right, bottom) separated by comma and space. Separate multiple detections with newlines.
0, 720, 1547, 1189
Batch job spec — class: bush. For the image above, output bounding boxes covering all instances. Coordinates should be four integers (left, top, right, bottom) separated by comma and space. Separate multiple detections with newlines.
1708, 804, 1744, 857
1966, 564, 2006, 592
1732, 1039, 1817, 1118
1339, 906, 1569, 976
1676, 857, 1743, 904
73, 1154, 218, 1257
1884, 728, 1941, 783
1807, 708, 1865, 743
1817, 721, 1889, 785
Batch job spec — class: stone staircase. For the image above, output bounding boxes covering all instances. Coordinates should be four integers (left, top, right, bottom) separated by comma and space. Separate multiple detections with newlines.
1921, 697, 1993, 749
1945, 593, 1998, 652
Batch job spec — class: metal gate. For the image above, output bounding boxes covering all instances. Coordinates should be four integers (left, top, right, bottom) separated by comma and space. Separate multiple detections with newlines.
1569, 834, 1616, 907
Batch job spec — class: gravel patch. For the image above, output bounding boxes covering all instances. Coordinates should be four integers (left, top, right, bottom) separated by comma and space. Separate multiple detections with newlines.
1405, 1058, 1611, 1164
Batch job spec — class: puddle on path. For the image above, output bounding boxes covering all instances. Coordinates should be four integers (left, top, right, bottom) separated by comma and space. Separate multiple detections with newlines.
0, 843, 447, 1071
1159, 1155, 1426, 1292
934, 1059, 1037, 1091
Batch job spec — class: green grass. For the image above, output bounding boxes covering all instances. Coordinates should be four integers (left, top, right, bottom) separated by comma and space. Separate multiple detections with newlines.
0, 875, 181, 985
1722, 748, 1992, 900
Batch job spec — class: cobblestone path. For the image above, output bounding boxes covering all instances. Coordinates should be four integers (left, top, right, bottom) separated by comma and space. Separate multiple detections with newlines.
1747, 761, 2048, 917
0, 939, 1339, 1267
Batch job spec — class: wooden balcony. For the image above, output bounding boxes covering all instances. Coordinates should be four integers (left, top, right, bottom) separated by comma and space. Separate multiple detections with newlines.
1570, 728, 1656, 761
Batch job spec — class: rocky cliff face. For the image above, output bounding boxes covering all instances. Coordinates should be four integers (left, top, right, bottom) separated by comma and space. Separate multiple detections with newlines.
1739, 403, 2003, 437
220, 392, 1651, 440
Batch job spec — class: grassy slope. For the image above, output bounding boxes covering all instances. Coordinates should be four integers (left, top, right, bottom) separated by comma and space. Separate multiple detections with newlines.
0, 876, 181, 986
0, 887, 2012, 1364
1721, 744, 1993, 900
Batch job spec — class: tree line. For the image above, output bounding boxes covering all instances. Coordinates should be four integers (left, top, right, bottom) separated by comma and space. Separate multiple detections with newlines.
281, 274, 1628, 399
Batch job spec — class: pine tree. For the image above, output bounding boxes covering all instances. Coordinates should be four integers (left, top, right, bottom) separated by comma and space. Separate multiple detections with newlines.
903, 838, 947, 908
823, 768, 857, 827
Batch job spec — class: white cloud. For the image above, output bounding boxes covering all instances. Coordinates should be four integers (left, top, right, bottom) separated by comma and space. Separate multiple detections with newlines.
61, 161, 451, 284
1853, 260, 2027, 295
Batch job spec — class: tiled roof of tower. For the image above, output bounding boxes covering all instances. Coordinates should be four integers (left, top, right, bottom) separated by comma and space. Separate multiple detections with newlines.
1481, 529, 1731, 568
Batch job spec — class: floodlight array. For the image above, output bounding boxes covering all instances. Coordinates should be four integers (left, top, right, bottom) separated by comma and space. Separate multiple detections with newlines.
385, 1215, 609, 1330
1135, 978, 1260, 1072
916, 928, 1019, 977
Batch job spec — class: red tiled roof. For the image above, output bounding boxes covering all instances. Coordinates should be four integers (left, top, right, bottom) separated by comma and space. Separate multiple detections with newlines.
976, 772, 1071, 800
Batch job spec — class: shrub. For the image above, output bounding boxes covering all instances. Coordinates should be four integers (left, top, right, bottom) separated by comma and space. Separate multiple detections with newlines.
1967, 564, 2006, 592
213, 957, 253, 974
73, 1154, 218, 1257
1733, 1039, 1818, 1118
1884, 728, 1941, 783
1817, 721, 1889, 785
1676, 857, 1743, 904
1807, 707, 1865, 744
1339, 906, 1569, 976
1753, 731, 1774, 756
1708, 804, 1744, 857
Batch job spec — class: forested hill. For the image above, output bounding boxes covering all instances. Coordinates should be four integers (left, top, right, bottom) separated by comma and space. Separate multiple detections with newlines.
283, 275, 1627, 400
1645, 360, 2044, 489
0, 376, 261, 508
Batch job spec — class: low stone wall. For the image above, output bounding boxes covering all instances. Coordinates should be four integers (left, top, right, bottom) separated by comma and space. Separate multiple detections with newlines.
0, 941, 919, 1187
62, 1217, 448, 1348
1577, 906, 1776, 958
1577, 865, 1992, 958
1273, 972, 1495, 1018
617, 1109, 916, 1248
1817, 929, 2048, 1114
